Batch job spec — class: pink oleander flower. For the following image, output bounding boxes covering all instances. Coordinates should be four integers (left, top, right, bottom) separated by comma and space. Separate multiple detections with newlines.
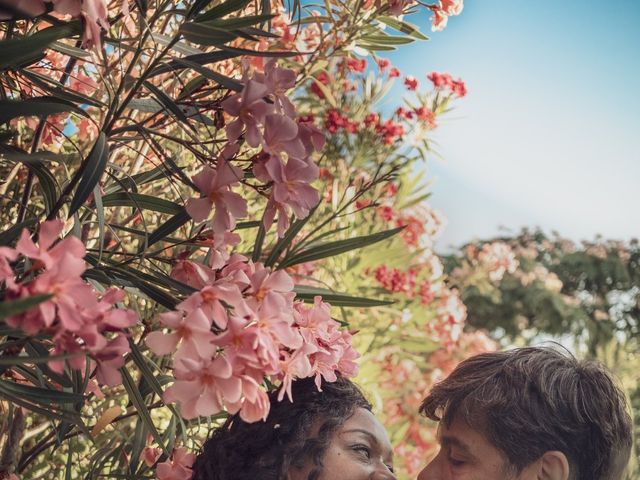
222, 79, 274, 147
297, 116, 325, 156
164, 355, 242, 419
0, 0, 46, 19
246, 264, 295, 309
292, 297, 360, 389
178, 280, 244, 330
440, 0, 463, 16
205, 231, 241, 269
268, 157, 320, 220
255, 155, 320, 237
142, 446, 162, 467
427, 71, 453, 88
170, 255, 216, 290
235, 382, 270, 423
430, 8, 448, 31
262, 114, 306, 160
15, 219, 84, 270
404, 75, 418, 90
49, 0, 109, 50
146, 307, 217, 360
377, 58, 390, 70
156, 447, 196, 480
262, 60, 297, 117
386, 0, 414, 16
5, 252, 94, 335
389, 67, 401, 78
185, 158, 248, 233
93, 333, 129, 386
450, 78, 467, 97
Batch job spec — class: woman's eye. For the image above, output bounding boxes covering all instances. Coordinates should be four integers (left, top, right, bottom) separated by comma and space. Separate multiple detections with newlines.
351, 444, 371, 459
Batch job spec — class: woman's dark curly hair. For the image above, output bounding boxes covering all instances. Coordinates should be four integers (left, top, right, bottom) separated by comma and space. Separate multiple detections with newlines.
192, 376, 372, 480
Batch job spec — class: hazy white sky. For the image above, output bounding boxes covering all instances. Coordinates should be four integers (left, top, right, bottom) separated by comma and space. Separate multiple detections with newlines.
387, 0, 640, 250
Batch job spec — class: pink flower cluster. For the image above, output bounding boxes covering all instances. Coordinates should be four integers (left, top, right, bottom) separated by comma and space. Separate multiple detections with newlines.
427, 71, 467, 97
150, 254, 359, 422
2, 0, 110, 49
186, 60, 325, 238
1, 220, 138, 386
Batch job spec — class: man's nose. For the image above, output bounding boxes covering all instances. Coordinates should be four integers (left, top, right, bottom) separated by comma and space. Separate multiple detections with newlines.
416, 457, 440, 480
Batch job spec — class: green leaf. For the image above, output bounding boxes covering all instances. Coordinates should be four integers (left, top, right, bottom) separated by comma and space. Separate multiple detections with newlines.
25, 160, 60, 215
355, 43, 396, 52
203, 14, 275, 30
171, 57, 243, 91
0, 383, 85, 425
145, 208, 191, 250
0, 379, 85, 405
121, 368, 170, 456
149, 51, 240, 78
251, 221, 267, 262
359, 35, 414, 46
101, 192, 184, 215
195, 0, 252, 22
218, 45, 297, 57
279, 227, 404, 269
0, 294, 53, 320
180, 22, 239, 46
0, 22, 81, 70
377, 16, 429, 40
0, 219, 37, 246
21, 69, 105, 108
264, 212, 314, 267
0, 97, 88, 124
293, 285, 394, 307
143, 81, 195, 132
68, 132, 108, 216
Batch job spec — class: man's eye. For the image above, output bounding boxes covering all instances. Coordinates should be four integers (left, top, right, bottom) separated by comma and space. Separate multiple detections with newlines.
448, 456, 465, 467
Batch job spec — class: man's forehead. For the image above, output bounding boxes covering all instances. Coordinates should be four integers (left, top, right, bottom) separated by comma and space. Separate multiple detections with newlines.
436, 423, 474, 454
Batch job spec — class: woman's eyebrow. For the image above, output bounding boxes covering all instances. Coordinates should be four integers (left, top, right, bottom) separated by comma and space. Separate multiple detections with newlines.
341, 428, 379, 446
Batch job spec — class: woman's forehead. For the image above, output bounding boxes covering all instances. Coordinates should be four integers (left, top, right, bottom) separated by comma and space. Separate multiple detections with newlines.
340, 408, 393, 452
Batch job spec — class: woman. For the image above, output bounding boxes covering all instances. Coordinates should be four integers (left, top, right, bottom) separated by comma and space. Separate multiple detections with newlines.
192, 376, 396, 480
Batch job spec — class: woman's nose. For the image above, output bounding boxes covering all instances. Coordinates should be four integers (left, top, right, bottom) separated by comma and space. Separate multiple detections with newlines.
372, 461, 397, 479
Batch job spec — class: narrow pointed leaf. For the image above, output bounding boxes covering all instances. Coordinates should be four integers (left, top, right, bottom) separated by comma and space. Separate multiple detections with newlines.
293, 285, 394, 307
195, 0, 252, 22
279, 227, 404, 269
101, 192, 183, 215
0, 97, 88, 124
0, 294, 53, 319
143, 81, 195, 132
145, 208, 191, 250
68, 132, 108, 216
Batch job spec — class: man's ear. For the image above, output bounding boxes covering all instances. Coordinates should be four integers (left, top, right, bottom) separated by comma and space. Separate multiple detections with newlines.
537, 451, 570, 480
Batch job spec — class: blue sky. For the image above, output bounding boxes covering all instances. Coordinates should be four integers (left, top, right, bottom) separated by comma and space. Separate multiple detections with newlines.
385, 1, 640, 250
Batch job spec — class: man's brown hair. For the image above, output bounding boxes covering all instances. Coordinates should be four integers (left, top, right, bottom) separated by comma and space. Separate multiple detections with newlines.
420, 347, 633, 480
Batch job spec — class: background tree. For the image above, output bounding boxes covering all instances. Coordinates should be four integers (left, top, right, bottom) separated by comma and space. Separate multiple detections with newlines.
444, 230, 639, 477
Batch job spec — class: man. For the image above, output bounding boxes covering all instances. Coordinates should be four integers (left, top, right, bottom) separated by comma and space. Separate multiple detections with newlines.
417, 347, 633, 480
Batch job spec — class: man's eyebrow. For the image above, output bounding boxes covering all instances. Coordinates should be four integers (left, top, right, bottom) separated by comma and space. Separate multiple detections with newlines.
441, 435, 474, 456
